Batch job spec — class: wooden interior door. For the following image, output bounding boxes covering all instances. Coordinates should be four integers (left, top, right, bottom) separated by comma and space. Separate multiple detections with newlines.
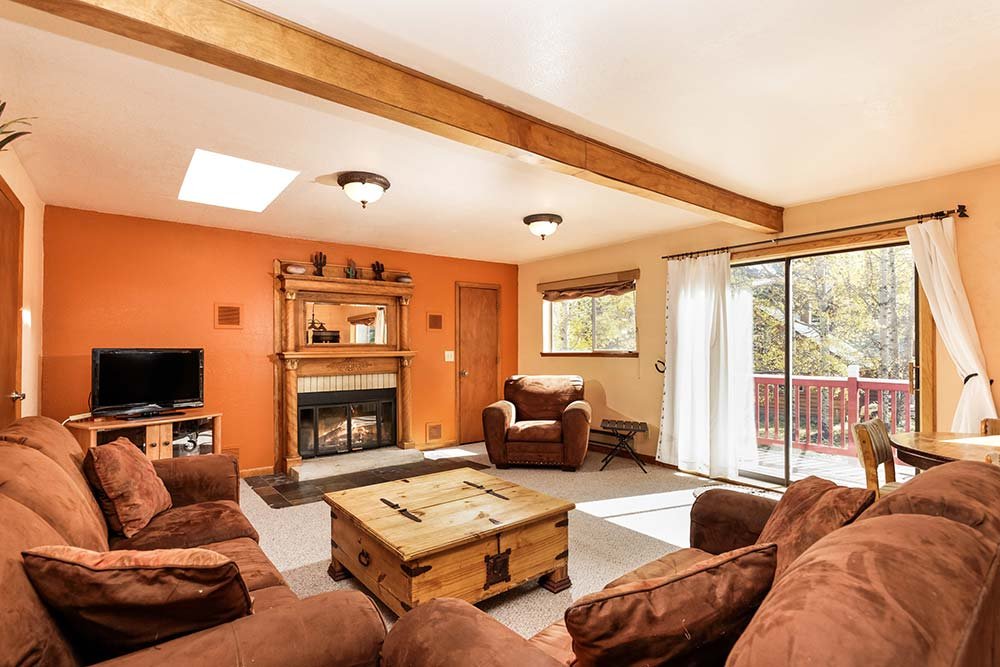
456, 283, 500, 443
0, 177, 23, 427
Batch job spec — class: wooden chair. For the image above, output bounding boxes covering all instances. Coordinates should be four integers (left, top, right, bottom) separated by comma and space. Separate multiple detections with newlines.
980, 418, 1000, 435
853, 419, 903, 498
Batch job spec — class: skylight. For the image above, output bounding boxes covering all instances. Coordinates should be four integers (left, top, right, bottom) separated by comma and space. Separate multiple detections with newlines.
178, 149, 299, 213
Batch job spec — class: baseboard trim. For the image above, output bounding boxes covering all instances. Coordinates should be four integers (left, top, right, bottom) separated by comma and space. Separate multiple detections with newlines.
415, 439, 460, 451
589, 443, 782, 493
240, 465, 274, 478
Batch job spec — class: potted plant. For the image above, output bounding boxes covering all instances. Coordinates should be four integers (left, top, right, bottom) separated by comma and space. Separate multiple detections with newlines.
0, 100, 34, 151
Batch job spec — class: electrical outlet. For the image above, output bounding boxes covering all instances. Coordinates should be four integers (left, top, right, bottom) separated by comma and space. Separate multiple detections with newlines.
444, 350, 455, 362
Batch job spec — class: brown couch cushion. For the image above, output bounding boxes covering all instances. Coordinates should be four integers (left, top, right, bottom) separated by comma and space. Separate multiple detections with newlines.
0, 441, 109, 552
504, 440, 567, 466
104, 591, 386, 667
756, 476, 874, 577
0, 496, 78, 667
858, 460, 1000, 543
22, 545, 252, 663
0, 416, 97, 500
508, 420, 563, 442
249, 585, 299, 613
83, 438, 172, 538
0, 416, 109, 550
202, 537, 286, 591
152, 454, 241, 507
530, 619, 575, 665
382, 597, 556, 667
110, 500, 259, 550
564, 543, 777, 667
727, 514, 1000, 667
604, 547, 714, 589
504, 375, 584, 420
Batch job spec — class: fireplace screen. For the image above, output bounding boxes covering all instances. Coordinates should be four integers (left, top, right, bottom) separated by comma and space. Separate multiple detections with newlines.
298, 388, 395, 457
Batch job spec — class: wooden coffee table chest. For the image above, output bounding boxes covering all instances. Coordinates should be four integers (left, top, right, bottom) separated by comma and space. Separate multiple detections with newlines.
323, 468, 574, 615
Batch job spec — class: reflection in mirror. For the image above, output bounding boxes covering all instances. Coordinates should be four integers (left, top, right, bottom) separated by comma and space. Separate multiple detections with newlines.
305, 302, 387, 344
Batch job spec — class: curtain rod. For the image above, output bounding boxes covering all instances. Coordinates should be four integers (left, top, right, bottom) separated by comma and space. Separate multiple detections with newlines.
660, 204, 969, 261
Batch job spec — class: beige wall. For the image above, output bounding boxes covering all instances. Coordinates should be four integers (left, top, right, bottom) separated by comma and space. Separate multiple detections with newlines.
0, 149, 44, 417
519, 163, 1000, 456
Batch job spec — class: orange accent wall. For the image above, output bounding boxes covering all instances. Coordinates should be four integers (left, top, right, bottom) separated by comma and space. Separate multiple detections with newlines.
42, 207, 517, 471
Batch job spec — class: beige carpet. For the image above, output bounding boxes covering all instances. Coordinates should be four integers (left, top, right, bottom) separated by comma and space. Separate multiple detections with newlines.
240, 443, 719, 638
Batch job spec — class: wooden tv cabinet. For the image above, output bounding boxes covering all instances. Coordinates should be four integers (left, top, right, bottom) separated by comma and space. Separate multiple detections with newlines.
66, 409, 222, 461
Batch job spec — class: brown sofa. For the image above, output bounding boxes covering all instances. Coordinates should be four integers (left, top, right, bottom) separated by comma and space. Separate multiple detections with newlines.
483, 375, 592, 470
0, 416, 386, 667
382, 461, 1000, 666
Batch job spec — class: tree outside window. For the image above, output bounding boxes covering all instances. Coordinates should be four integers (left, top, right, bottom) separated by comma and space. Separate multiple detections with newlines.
547, 291, 636, 353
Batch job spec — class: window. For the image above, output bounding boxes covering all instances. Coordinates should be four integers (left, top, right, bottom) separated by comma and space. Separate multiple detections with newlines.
545, 291, 637, 355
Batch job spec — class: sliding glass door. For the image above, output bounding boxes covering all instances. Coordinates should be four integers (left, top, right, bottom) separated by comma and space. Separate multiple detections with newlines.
731, 261, 787, 481
733, 244, 918, 486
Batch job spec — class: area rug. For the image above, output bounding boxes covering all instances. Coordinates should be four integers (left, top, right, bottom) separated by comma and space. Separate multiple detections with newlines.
245, 458, 488, 508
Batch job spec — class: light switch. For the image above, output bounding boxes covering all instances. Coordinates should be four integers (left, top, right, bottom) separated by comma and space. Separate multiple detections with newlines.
444, 350, 455, 362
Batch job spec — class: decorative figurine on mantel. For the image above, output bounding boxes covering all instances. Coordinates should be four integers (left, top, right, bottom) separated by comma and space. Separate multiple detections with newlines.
345, 258, 359, 279
371, 261, 386, 281
311, 251, 327, 277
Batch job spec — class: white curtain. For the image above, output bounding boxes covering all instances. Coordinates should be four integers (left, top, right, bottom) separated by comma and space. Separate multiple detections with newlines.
906, 217, 997, 431
656, 253, 756, 478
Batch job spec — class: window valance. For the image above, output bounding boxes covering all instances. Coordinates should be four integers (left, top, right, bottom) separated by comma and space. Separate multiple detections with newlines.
538, 269, 639, 302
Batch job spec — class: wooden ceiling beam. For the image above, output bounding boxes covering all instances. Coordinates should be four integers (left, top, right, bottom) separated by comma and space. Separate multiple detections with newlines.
15, 0, 784, 232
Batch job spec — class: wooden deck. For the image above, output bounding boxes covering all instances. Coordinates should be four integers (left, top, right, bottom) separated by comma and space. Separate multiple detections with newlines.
743, 445, 914, 488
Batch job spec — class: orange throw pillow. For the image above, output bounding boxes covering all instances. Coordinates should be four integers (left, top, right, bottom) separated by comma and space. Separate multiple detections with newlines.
564, 543, 777, 667
83, 438, 172, 537
22, 545, 252, 663
756, 476, 875, 578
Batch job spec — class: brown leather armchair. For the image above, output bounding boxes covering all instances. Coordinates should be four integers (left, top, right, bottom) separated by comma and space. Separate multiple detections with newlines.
482, 375, 591, 471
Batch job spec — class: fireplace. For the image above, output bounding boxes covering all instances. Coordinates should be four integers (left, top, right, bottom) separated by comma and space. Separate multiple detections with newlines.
298, 388, 396, 458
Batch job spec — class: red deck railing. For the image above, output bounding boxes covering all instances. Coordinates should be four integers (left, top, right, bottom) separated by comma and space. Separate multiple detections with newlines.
754, 374, 912, 457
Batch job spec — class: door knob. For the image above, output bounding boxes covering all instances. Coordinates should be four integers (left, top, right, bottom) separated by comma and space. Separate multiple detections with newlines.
9, 392, 25, 401
459, 369, 470, 377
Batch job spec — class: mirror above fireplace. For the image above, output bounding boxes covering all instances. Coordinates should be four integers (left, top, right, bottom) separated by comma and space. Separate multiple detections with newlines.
305, 301, 388, 345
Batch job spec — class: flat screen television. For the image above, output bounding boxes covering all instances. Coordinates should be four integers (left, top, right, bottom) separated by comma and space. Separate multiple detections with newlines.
91, 348, 204, 417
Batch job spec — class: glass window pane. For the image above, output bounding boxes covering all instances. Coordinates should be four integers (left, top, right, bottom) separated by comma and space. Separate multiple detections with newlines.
317, 405, 349, 454
731, 261, 787, 483
351, 401, 379, 449
379, 401, 395, 446
789, 245, 916, 485
594, 292, 636, 351
549, 297, 595, 351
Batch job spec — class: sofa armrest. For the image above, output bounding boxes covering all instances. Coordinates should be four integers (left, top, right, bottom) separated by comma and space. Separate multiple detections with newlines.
382, 598, 563, 667
561, 400, 592, 468
97, 591, 385, 667
690, 489, 778, 555
482, 400, 516, 464
152, 454, 240, 507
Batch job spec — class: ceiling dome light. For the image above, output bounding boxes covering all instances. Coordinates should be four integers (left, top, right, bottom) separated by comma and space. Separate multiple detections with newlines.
523, 213, 562, 240
337, 171, 390, 209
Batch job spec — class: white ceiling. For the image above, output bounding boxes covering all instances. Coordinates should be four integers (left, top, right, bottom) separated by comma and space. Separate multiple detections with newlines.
5, 2, 1000, 265
0, 2, 707, 264
247, 0, 1000, 205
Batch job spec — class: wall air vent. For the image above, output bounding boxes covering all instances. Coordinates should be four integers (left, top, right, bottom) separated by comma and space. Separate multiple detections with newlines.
214, 303, 243, 329
427, 313, 444, 331
425, 422, 443, 442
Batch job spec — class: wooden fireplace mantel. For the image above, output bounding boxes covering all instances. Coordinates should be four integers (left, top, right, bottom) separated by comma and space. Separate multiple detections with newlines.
273, 260, 416, 473
278, 350, 416, 360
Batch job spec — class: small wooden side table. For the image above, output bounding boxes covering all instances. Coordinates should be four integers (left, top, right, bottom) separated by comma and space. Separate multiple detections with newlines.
599, 419, 648, 473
